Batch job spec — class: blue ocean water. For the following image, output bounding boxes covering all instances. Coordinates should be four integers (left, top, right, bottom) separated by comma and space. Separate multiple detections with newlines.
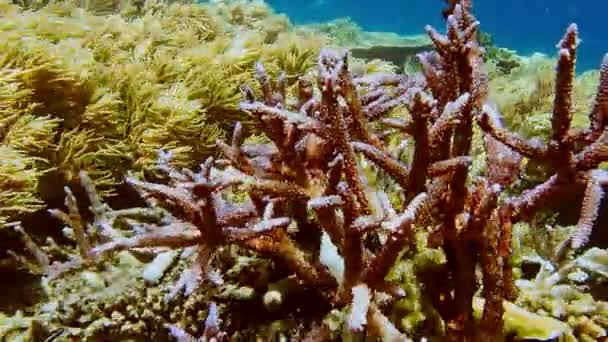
268, 0, 605, 72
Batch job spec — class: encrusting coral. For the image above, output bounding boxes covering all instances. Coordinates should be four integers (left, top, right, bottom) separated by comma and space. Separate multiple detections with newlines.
1, 0, 607, 341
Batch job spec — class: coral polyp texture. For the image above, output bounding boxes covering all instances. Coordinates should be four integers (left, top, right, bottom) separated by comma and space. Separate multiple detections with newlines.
1, 0, 607, 341
478, 25, 607, 249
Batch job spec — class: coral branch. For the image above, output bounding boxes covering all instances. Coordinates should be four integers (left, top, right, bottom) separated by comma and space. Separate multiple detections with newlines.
571, 170, 608, 249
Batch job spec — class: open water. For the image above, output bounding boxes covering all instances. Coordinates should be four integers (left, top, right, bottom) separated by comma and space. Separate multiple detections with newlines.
268, 0, 605, 71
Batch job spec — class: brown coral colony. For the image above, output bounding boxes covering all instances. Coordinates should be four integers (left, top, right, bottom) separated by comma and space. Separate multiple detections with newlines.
38, 0, 607, 341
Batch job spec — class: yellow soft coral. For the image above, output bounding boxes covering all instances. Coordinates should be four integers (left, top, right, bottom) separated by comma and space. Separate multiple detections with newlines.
490, 53, 599, 140
0, 0, 323, 228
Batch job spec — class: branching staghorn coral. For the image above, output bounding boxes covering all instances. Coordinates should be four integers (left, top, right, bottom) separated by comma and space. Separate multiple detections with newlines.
478, 26, 608, 252
46, 171, 172, 278
0, 0, 326, 230
488, 53, 600, 146
40, 1, 606, 341
49, 3, 504, 340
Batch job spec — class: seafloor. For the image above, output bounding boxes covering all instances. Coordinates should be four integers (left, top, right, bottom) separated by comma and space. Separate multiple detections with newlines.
0, 0, 606, 341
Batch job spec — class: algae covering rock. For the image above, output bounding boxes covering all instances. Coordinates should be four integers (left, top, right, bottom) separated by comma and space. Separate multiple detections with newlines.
0, 311, 48, 342
512, 246, 608, 342
576, 247, 608, 278
36, 250, 172, 340
472, 297, 574, 341
300, 17, 433, 72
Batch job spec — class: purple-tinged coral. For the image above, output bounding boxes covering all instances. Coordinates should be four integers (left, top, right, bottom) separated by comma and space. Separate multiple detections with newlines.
44, 1, 607, 341
478, 29, 608, 251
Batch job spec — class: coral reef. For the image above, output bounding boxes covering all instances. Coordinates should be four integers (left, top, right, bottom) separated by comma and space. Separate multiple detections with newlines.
478, 23, 607, 252
0, 67, 52, 227
513, 247, 608, 341
0, 1, 606, 341
489, 54, 600, 143
478, 32, 523, 75
0, 0, 324, 228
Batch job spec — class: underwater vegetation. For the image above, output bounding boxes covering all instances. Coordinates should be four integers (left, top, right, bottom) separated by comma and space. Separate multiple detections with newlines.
0, 0, 607, 341
0, 0, 326, 228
